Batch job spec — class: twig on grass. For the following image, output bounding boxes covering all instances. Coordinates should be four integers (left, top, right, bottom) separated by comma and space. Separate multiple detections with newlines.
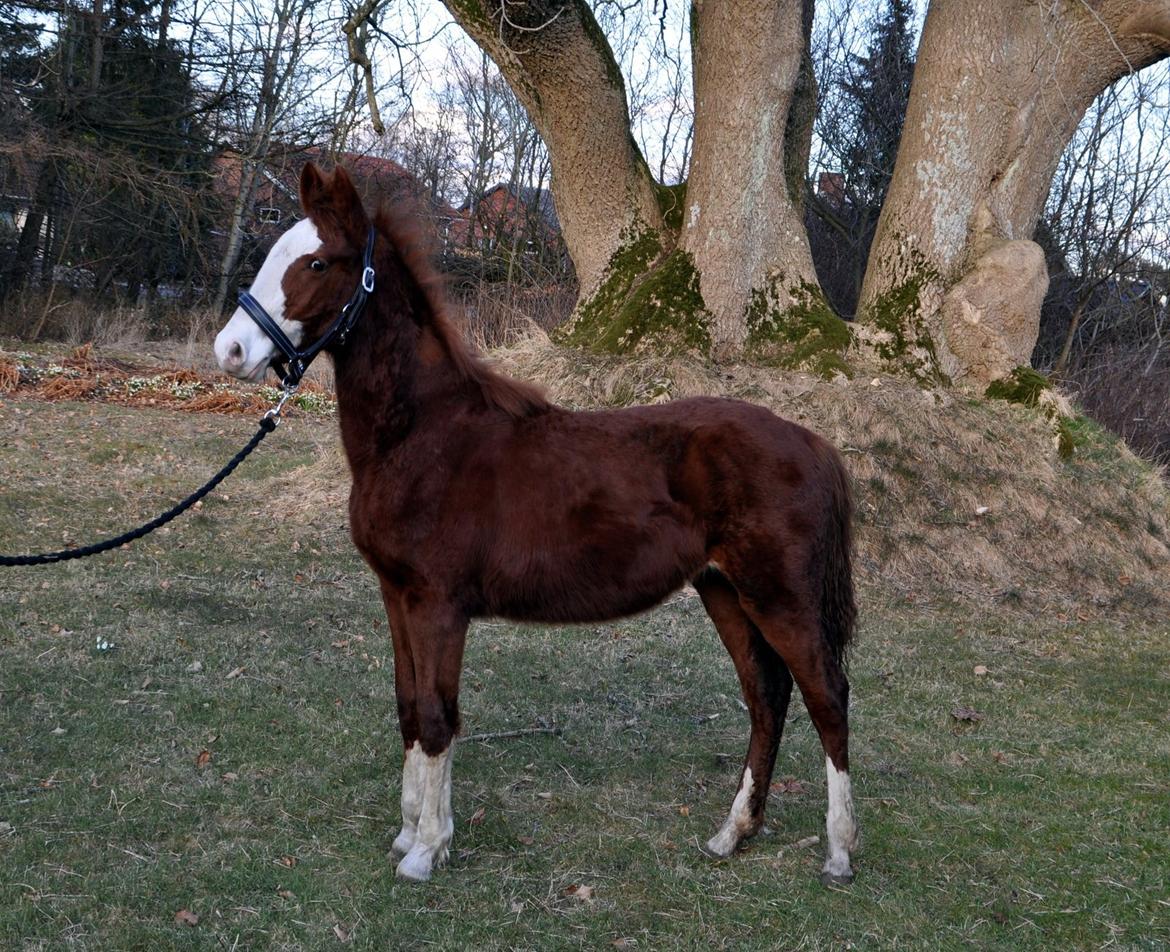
459, 726, 563, 744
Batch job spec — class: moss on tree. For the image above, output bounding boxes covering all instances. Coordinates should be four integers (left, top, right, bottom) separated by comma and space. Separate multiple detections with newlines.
653, 181, 687, 234
859, 242, 948, 383
561, 237, 711, 355
744, 280, 853, 379
984, 366, 1050, 407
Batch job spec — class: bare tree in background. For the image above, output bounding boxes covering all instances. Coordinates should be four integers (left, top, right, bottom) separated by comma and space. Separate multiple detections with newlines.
209, 0, 342, 314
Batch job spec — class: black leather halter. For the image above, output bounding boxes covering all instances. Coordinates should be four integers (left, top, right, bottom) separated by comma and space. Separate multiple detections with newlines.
237, 226, 377, 388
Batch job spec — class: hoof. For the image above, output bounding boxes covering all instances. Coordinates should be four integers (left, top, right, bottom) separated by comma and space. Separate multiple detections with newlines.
389, 828, 416, 860
819, 870, 855, 887
702, 834, 738, 859
396, 842, 448, 882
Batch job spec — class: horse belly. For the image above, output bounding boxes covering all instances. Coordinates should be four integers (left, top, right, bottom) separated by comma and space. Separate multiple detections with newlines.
482, 517, 706, 624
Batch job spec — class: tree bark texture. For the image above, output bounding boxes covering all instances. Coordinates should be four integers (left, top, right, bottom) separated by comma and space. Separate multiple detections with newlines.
859, 0, 1170, 386
682, 0, 825, 358
446, 0, 839, 369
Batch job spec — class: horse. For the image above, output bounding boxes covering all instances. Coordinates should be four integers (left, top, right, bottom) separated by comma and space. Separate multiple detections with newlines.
214, 162, 859, 886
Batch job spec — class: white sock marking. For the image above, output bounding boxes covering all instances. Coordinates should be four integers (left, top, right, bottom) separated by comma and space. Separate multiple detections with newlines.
706, 767, 754, 857
391, 741, 425, 857
396, 744, 455, 881
823, 756, 857, 879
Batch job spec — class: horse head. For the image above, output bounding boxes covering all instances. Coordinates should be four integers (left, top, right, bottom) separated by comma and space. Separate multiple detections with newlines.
215, 163, 372, 383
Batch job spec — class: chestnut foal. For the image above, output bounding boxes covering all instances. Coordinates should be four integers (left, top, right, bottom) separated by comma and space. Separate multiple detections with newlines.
215, 163, 859, 885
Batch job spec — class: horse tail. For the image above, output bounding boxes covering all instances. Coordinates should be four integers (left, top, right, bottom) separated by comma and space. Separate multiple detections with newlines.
817, 442, 857, 667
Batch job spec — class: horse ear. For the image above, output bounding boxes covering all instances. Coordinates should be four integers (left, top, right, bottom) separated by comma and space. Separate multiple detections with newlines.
300, 162, 328, 216
300, 162, 367, 243
328, 165, 368, 241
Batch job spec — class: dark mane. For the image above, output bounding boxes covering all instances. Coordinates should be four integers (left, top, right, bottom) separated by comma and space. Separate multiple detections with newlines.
373, 205, 550, 419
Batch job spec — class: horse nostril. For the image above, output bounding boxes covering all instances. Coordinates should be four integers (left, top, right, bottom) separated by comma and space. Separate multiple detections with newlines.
226, 341, 245, 368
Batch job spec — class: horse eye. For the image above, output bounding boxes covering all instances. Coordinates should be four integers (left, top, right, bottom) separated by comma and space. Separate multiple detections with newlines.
309, 259, 326, 272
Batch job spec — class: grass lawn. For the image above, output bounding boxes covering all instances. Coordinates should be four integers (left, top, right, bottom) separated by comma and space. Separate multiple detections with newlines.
1, 398, 1168, 950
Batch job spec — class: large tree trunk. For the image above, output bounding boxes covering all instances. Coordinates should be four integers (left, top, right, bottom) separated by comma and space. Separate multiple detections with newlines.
681, 0, 835, 366
445, 0, 839, 368
858, 0, 1170, 386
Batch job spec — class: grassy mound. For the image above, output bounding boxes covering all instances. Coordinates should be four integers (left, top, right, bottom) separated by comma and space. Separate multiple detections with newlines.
493, 334, 1169, 618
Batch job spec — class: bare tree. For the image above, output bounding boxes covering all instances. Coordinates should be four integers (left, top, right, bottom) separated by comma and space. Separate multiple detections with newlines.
208, 0, 342, 314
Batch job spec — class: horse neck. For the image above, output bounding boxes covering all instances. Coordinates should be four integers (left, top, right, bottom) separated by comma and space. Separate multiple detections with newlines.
330, 264, 468, 471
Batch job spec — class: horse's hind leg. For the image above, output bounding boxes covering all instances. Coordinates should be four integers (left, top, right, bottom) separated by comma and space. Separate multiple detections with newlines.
694, 568, 794, 858
745, 604, 858, 885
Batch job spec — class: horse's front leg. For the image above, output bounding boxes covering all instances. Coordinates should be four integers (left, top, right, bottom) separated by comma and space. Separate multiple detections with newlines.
389, 597, 468, 883
380, 587, 422, 860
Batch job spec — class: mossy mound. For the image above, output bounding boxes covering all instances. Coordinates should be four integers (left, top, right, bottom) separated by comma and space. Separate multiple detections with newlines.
985, 366, 1086, 460
490, 335, 1170, 619
744, 280, 853, 379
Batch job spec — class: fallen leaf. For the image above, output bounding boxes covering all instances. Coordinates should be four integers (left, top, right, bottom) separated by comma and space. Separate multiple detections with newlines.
517, 835, 535, 845
173, 909, 199, 927
791, 835, 820, 850
537, 791, 552, 800
613, 939, 637, 948
276, 855, 297, 868
952, 705, 984, 722
510, 900, 524, 914
333, 922, 350, 943
973, 665, 989, 676
195, 749, 211, 769
1118, 574, 1132, 587
563, 884, 594, 902
50, 727, 66, 736
770, 777, 806, 795
947, 750, 969, 767
277, 888, 295, 899
469, 806, 486, 826
225, 666, 245, 680
185, 660, 203, 674
222, 772, 239, 782
678, 805, 690, 817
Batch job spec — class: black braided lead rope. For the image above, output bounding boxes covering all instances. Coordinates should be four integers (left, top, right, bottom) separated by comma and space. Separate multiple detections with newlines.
1, 414, 279, 567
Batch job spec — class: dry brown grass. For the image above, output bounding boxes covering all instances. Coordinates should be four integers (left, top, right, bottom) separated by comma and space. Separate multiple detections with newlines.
270, 331, 1170, 619
0, 344, 333, 417
8, 332, 1164, 619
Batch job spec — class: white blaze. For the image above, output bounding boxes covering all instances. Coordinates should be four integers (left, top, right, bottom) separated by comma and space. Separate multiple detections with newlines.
214, 218, 321, 380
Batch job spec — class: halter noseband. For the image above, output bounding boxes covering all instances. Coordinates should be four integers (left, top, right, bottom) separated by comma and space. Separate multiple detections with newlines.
237, 225, 377, 389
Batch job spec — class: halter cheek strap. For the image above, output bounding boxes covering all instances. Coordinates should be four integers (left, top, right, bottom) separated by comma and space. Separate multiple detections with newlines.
237, 225, 377, 389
